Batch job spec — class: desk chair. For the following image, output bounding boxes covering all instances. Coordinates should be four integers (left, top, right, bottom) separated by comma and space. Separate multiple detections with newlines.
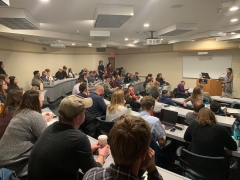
173, 88, 188, 98
176, 146, 237, 180
0, 156, 29, 179
95, 117, 114, 136
231, 101, 240, 109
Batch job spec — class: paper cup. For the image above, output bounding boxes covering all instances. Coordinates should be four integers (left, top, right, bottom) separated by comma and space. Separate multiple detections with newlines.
98, 135, 108, 147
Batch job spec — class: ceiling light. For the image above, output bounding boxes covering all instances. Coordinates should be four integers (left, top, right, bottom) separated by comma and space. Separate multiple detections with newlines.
40, 0, 49, 2
160, 39, 163, 40
218, 32, 223, 34
88, 43, 92, 46
231, 19, 238, 22
231, 32, 236, 34
125, 38, 128, 41
130, 13, 134, 16
72, 43, 75, 46
144, 24, 149, 27
230, 7, 239, 11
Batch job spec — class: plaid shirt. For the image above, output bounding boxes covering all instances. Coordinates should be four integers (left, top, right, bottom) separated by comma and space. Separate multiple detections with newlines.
83, 163, 163, 180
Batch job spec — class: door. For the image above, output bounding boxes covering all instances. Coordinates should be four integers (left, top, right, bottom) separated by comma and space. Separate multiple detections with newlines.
108, 57, 115, 70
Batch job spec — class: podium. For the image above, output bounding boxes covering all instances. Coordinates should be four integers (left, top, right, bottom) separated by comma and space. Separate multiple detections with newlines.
196, 78, 222, 96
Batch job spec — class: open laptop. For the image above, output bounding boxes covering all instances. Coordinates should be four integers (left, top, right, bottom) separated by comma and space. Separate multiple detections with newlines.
201, 72, 210, 79
160, 109, 178, 130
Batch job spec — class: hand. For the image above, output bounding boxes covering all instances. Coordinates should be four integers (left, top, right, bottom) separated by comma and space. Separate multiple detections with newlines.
91, 142, 101, 153
98, 144, 110, 158
230, 115, 234, 118
129, 96, 132, 99
44, 114, 52, 122
142, 148, 157, 173
162, 124, 166, 129
124, 100, 126, 104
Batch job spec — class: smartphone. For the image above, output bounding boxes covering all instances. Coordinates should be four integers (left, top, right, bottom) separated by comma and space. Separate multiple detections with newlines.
170, 128, 176, 132
53, 115, 57, 118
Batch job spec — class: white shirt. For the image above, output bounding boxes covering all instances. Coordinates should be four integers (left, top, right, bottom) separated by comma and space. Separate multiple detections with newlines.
154, 100, 164, 113
68, 72, 75, 78
106, 105, 128, 122
72, 83, 80, 95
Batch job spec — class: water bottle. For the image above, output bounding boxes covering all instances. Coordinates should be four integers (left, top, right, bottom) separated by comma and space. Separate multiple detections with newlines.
205, 97, 210, 106
234, 124, 240, 147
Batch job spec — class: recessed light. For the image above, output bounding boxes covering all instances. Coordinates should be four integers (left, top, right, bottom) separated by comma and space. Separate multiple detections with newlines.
144, 24, 149, 27
125, 38, 129, 41
231, 19, 238, 22
88, 43, 92, 46
230, 7, 239, 11
231, 32, 236, 35
130, 13, 134, 16
72, 43, 75, 46
160, 39, 163, 40
40, 0, 49, 2
192, 40, 195, 41
218, 32, 223, 34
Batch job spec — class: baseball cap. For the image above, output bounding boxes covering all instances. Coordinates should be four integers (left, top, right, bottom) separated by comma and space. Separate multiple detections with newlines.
135, 72, 139, 74
59, 95, 93, 119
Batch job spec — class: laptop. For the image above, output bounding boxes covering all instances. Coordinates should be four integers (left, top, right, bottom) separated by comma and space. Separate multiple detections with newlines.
160, 109, 178, 130
201, 72, 210, 79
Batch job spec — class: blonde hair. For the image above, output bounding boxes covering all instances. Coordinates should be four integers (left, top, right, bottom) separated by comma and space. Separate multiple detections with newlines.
197, 107, 216, 126
109, 115, 151, 167
153, 81, 160, 87
108, 89, 125, 114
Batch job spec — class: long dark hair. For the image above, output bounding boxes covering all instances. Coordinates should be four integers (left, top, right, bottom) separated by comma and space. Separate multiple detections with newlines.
9, 76, 18, 88
15, 90, 41, 115
190, 87, 202, 104
1, 89, 23, 118
227, 68, 233, 76
0, 79, 7, 97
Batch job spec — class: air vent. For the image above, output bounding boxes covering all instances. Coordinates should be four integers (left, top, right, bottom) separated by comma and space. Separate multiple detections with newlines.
191, 31, 226, 40
168, 38, 193, 44
158, 23, 197, 36
0, 0, 9, 6
90, 31, 110, 41
94, 5, 133, 28
39, 39, 60, 44
216, 34, 240, 42
0, 8, 40, 29
143, 39, 162, 46
50, 44, 65, 48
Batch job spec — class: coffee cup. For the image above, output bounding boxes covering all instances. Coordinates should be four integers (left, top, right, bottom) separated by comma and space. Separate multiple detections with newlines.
98, 135, 108, 147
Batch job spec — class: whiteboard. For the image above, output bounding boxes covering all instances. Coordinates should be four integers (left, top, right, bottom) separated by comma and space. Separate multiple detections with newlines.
183, 56, 232, 79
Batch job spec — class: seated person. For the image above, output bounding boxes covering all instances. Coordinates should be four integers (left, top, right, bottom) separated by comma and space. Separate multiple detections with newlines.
132, 72, 140, 82
72, 78, 86, 95
140, 96, 166, 147
128, 84, 140, 101
109, 76, 120, 88
40, 71, 49, 82
32, 70, 43, 87
184, 108, 237, 157
0, 79, 8, 103
87, 71, 95, 83
78, 82, 89, 98
124, 88, 140, 111
185, 100, 205, 125
198, 85, 212, 104
160, 90, 177, 106
102, 70, 108, 79
149, 81, 160, 96
62, 66, 68, 79
93, 71, 99, 80
115, 75, 123, 86
210, 100, 229, 116
8, 76, 20, 91
83, 115, 163, 180
28, 95, 110, 180
112, 69, 119, 77
45, 69, 53, 81
55, 68, 64, 80
103, 75, 117, 98
177, 80, 188, 93
106, 89, 128, 122
183, 87, 203, 107
87, 85, 107, 117
151, 91, 164, 113
155, 73, 165, 86
124, 73, 132, 83
145, 79, 153, 94
68, 68, 75, 78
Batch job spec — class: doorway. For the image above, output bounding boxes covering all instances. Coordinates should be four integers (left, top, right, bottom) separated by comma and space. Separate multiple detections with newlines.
108, 57, 115, 70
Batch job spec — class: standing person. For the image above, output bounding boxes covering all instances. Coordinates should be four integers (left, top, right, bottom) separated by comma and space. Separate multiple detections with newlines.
55, 68, 64, 80
156, 73, 165, 86
0, 89, 23, 139
0, 61, 6, 75
83, 115, 163, 180
8, 76, 19, 91
40, 71, 49, 82
0, 79, 8, 103
0, 90, 49, 175
98, 61, 104, 79
32, 71, 43, 87
124, 73, 132, 83
106, 63, 113, 75
223, 68, 234, 97
62, 66, 68, 79
183, 87, 203, 107
68, 68, 75, 78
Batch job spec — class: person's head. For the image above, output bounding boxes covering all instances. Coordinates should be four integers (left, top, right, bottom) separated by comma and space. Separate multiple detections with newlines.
59, 68, 63, 72
0, 79, 7, 96
58, 95, 93, 128
140, 96, 155, 112
45, 69, 50, 76
181, 80, 185, 86
151, 91, 160, 101
153, 81, 160, 87
210, 101, 221, 113
68, 68, 72, 73
16, 90, 42, 114
162, 90, 169, 97
107, 63, 112, 68
193, 100, 205, 113
42, 71, 46, 76
125, 73, 130, 78
93, 71, 96, 76
108, 89, 125, 114
63, 66, 67, 71
109, 115, 151, 168
99, 60, 103, 65
198, 85, 204, 92
0, 74, 9, 84
116, 69, 119, 73
123, 88, 130, 97
128, 84, 134, 91
105, 75, 111, 83
95, 85, 104, 96
116, 75, 121, 80
226, 68, 233, 75
135, 72, 139, 76
147, 78, 152, 83
9, 76, 18, 85
191, 87, 202, 103
111, 75, 115, 81
157, 73, 162, 78
79, 82, 88, 93
147, 74, 152, 77
2, 89, 23, 117
197, 107, 216, 126
0, 61, 4, 69
33, 71, 40, 78
89, 71, 93, 76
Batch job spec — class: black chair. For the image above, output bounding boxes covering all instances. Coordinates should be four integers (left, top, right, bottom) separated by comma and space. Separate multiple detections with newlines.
0, 155, 29, 179
176, 146, 237, 180
173, 88, 188, 98
95, 117, 114, 136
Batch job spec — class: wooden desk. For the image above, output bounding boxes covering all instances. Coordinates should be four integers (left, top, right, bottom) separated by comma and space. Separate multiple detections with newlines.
196, 78, 222, 96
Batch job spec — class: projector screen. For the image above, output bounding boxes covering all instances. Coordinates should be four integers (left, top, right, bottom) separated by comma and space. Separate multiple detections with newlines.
183, 56, 232, 79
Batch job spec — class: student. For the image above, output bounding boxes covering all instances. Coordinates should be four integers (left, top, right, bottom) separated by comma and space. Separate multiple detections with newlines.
198, 85, 211, 103
155, 73, 165, 86
160, 90, 177, 106
124, 73, 132, 83
223, 68, 234, 97
28, 95, 110, 180
87, 85, 107, 117
40, 71, 49, 82
83, 115, 163, 180
0, 61, 6, 75
62, 66, 68, 79
103, 75, 116, 98
106, 89, 127, 122
78, 82, 89, 98
8, 76, 19, 91
106, 63, 113, 75
0, 74, 10, 93
210, 100, 232, 117
55, 68, 64, 80
0, 79, 8, 103
151, 91, 164, 113
0, 90, 50, 175
183, 87, 203, 107
72, 78, 86, 95
149, 81, 160, 96
184, 108, 237, 157
45, 69, 53, 81
128, 84, 139, 100
145, 78, 153, 94
0, 89, 23, 139
123, 88, 140, 111
109, 75, 120, 88
177, 81, 188, 93
185, 100, 205, 125
98, 61, 104, 79
32, 70, 43, 87
132, 72, 140, 82
87, 71, 95, 83
68, 68, 75, 78
140, 96, 166, 147
112, 68, 119, 77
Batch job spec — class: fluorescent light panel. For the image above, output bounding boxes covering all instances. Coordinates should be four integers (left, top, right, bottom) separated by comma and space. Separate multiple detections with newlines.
158, 23, 197, 36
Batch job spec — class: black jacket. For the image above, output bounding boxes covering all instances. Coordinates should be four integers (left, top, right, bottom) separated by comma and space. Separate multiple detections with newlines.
0, 69, 6, 75
124, 97, 140, 111
62, 71, 68, 79
55, 71, 64, 80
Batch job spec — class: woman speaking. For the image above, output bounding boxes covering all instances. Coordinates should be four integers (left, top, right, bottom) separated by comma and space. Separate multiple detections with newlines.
223, 68, 233, 97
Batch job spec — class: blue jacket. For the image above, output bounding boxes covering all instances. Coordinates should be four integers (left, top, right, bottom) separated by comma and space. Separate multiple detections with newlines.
160, 95, 177, 106
87, 93, 107, 117
40, 75, 48, 82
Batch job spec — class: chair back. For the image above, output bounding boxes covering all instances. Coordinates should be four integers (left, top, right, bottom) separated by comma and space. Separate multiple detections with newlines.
231, 101, 240, 109
180, 148, 230, 180
95, 117, 114, 136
